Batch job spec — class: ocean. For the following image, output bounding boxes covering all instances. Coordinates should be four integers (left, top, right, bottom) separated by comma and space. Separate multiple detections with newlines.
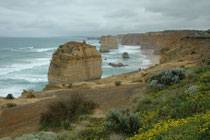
0, 37, 151, 97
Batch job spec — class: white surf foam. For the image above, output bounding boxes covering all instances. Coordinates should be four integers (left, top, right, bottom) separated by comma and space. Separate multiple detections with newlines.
0, 58, 50, 76
32, 48, 55, 53
2, 74, 48, 83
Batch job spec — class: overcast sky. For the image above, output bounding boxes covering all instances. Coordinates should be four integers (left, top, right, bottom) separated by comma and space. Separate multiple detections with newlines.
0, 0, 209, 37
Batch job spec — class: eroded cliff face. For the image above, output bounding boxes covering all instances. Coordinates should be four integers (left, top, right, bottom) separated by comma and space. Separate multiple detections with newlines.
117, 31, 195, 54
160, 34, 210, 63
100, 35, 118, 52
48, 41, 102, 86
117, 30, 210, 65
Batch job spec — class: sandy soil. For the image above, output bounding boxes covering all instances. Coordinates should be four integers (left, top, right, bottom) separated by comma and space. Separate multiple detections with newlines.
0, 84, 142, 138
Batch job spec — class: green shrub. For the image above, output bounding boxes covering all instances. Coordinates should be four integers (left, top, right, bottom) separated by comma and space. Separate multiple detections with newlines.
103, 109, 142, 135
115, 81, 121, 86
6, 103, 16, 107
194, 66, 210, 74
40, 93, 97, 128
61, 49, 65, 54
61, 120, 72, 130
147, 68, 186, 90
184, 85, 198, 94
68, 83, 72, 88
5, 93, 14, 99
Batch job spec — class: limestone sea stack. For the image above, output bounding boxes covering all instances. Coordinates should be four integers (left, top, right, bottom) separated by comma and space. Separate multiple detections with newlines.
48, 41, 102, 86
100, 35, 118, 52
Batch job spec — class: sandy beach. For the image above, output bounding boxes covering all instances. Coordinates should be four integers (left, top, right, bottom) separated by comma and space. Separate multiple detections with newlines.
141, 49, 160, 67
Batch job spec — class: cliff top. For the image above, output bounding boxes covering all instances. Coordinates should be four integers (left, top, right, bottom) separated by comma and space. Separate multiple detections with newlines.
52, 41, 100, 59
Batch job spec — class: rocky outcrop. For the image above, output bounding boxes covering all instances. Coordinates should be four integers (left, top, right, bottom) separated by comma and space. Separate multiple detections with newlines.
20, 90, 35, 98
48, 41, 102, 86
100, 35, 118, 52
122, 52, 129, 58
108, 62, 128, 68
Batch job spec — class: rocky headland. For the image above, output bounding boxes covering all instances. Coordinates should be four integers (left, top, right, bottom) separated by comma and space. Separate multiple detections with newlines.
48, 41, 102, 86
100, 35, 118, 52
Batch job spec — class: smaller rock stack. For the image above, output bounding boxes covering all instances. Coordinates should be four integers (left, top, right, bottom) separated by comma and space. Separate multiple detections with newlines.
100, 35, 118, 52
122, 52, 130, 58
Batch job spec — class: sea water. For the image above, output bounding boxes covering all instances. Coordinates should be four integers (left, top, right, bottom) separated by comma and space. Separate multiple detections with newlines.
0, 37, 150, 97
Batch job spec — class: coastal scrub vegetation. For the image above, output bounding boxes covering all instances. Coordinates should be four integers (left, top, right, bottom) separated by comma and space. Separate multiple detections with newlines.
115, 81, 121, 86
5, 93, 15, 99
40, 93, 97, 129
147, 68, 186, 90
129, 65, 210, 139
103, 109, 142, 136
41, 66, 209, 139
6, 103, 16, 108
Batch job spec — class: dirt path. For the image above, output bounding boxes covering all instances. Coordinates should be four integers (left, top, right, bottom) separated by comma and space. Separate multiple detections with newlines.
0, 84, 141, 138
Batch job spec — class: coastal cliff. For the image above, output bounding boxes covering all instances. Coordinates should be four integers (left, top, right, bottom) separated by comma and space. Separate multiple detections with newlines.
117, 31, 196, 54
160, 33, 210, 63
100, 35, 118, 52
48, 41, 102, 86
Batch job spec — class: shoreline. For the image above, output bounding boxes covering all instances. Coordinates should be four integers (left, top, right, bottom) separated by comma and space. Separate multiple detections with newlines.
141, 48, 160, 67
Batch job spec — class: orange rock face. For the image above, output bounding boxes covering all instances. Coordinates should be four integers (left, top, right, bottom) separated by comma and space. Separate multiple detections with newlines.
48, 41, 102, 86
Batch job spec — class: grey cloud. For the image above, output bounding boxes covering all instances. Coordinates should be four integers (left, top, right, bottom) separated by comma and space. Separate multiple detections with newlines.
0, 0, 209, 37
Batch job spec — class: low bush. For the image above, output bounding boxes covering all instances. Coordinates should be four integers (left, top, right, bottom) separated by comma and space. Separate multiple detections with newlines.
147, 68, 186, 90
61, 120, 72, 130
103, 109, 142, 135
68, 83, 73, 88
40, 93, 97, 128
5, 93, 14, 99
115, 81, 121, 86
6, 103, 16, 107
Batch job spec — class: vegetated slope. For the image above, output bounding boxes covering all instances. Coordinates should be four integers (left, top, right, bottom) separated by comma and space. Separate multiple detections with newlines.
128, 65, 210, 140
54, 66, 210, 140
